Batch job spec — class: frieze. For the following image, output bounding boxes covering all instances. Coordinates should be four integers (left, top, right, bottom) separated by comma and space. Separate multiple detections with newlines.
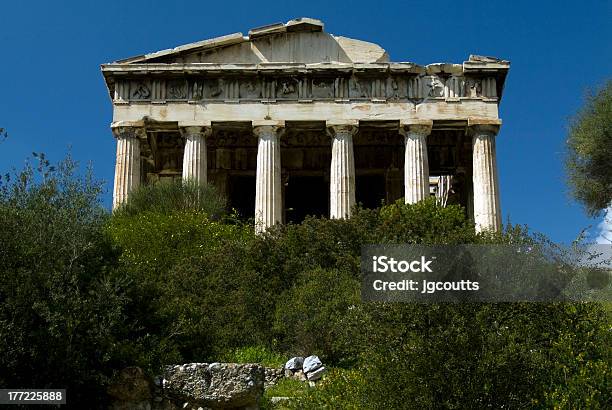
114, 74, 499, 104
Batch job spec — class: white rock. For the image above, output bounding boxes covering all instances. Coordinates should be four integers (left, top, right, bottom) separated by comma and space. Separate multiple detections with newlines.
302, 355, 322, 373
284, 356, 304, 371
306, 366, 327, 381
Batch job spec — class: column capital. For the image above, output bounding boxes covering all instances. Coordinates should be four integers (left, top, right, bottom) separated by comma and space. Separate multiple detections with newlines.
326, 120, 358, 137
179, 125, 212, 138
111, 123, 146, 139
467, 118, 502, 136
399, 120, 433, 137
253, 121, 285, 139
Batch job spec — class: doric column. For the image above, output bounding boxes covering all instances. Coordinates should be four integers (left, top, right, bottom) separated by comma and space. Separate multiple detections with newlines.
180, 125, 212, 185
327, 121, 358, 219
470, 121, 502, 232
112, 125, 144, 209
400, 121, 432, 204
254, 121, 284, 234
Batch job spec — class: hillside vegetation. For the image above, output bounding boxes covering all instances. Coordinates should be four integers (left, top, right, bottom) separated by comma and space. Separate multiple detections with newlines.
0, 158, 609, 408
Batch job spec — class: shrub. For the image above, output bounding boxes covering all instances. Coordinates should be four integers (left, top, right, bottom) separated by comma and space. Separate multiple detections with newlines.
108, 208, 256, 363
273, 268, 360, 364
0, 156, 134, 408
286, 368, 368, 409
115, 179, 227, 218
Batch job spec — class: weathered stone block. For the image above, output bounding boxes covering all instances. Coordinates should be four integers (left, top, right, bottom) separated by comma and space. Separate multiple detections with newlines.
162, 363, 264, 409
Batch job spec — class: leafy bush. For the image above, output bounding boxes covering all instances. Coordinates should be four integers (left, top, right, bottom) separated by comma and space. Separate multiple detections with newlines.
115, 179, 227, 218
376, 198, 478, 244
285, 368, 368, 409
0, 156, 134, 408
108, 208, 256, 363
273, 268, 360, 364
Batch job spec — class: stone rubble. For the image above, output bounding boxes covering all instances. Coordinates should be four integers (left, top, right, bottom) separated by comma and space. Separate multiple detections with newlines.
263, 367, 284, 389
284, 355, 327, 384
283, 356, 304, 371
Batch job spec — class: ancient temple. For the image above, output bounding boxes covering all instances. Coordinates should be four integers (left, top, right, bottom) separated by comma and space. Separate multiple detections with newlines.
101, 17, 509, 233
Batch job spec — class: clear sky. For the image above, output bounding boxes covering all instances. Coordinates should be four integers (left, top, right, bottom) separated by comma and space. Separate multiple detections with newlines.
1, 0, 610, 244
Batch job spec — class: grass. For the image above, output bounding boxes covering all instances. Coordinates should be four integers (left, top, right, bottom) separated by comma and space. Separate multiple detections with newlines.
222, 345, 287, 368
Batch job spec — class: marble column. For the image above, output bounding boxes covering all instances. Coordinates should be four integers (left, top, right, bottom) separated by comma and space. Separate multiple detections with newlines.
254, 123, 284, 234
471, 123, 502, 232
181, 126, 211, 185
328, 123, 358, 219
400, 122, 432, 204
112, 126, 144, 209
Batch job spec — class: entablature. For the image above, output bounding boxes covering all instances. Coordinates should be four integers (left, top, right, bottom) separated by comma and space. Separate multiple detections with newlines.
102, 62, 506, 106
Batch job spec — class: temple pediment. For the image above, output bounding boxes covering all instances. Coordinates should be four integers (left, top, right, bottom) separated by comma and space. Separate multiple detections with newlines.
114, 17, 389, 64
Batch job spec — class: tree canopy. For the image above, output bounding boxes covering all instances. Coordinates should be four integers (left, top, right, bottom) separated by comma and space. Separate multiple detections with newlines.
565, 80, 612, 216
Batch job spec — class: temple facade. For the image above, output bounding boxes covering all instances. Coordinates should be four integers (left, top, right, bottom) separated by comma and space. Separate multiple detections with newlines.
101, 18, 509, 233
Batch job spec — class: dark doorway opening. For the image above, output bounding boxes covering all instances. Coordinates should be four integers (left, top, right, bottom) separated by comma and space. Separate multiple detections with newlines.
285, 175, 328, 223
356, 174, 386, 209
228, 175, 255, 220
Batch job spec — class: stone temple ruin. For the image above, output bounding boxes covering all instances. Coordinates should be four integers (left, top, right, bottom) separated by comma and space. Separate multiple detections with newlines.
101, 17, 509, 232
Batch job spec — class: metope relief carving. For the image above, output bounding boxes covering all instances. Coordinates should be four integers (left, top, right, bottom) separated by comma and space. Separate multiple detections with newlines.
423, 76, 445, 98
167, 79, 188, 100
208, 78, 224, 98
311, 78, 334, 99
465, 78, 482, 98
186, 79, 226, 100
130, 80, 151, 100
276, 78, 299, 99
239, 79, 262, 100
349, 77, 371, 99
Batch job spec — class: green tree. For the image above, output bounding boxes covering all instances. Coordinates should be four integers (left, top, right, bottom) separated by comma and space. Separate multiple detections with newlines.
0, 155, 134, 408
566, 80, 612, 216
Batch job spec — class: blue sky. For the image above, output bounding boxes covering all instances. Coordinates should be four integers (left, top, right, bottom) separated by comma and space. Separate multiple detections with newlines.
0, 0, 610, 244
